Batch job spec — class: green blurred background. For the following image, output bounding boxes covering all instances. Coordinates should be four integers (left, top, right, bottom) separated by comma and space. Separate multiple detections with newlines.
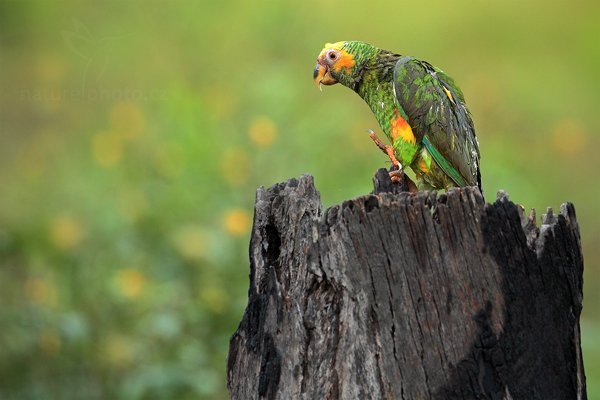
0, 0, 598, 398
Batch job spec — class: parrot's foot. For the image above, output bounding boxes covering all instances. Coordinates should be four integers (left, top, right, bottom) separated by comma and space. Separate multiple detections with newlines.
367, 129, 417, 193
367, 129, 401, 169
389, 169, 418, 193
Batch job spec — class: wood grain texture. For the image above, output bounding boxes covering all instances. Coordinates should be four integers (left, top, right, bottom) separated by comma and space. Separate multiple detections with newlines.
227, 169, 586, 400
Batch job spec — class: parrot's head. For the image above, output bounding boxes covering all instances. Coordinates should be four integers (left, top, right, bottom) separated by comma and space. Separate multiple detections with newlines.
314, 41, 377, 90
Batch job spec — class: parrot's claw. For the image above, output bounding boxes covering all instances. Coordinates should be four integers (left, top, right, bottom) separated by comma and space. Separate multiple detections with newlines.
389, 169, 404, 182
366, 129, 417, 192
389, 169, 404, 176
389, 169, 418, 193
366, 129, 386, 151
367, 129, 401, 170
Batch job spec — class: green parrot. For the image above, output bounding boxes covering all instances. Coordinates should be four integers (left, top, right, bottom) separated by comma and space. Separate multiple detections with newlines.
313, 41, 481, 193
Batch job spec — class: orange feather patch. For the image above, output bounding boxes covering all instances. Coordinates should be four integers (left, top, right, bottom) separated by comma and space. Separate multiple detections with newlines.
390, 110, 416, 144
331, 50, 355, 74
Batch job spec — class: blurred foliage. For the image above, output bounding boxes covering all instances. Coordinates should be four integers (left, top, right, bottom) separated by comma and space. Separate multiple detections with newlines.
0, 0, 599, 398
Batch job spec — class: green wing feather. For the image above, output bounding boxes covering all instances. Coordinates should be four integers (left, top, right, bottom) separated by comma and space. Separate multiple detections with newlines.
422, 135, 466, 186
393, 56, 481, 189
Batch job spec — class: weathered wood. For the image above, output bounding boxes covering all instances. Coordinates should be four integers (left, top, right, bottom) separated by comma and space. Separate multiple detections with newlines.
227, 169, 586, 400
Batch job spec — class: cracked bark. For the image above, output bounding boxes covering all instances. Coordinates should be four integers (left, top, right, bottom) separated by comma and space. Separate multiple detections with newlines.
227, 169, 586, 400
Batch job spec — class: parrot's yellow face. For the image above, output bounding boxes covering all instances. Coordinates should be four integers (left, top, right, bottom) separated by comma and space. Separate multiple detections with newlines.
313, 41, 356, 88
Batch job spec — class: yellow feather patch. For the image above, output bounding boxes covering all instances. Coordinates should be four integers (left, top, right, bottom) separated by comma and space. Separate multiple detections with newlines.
442, 86, 455, 104
324, 41, 345, 50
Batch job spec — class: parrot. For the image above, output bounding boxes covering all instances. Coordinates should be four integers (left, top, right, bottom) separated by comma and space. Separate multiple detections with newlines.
313, 41, 481, 193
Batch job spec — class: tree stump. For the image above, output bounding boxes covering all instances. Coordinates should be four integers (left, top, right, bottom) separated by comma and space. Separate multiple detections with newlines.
227, 169, 586, 400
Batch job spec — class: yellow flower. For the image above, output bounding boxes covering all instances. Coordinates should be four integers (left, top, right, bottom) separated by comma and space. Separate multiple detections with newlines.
220, 148, 250, 185
24, 277, 57, 306
109, 101, 145, 141
204, 84, 238, 120
248, 116, 277, 148
114, 268, 146, 299
199, 286, 227, 314
49, 215, 84, 250
223, 208, 251, 236
101, 334, 134, 367
36, 53, 67, 84
39, 330, 61, 357
172, 225, 207, 261
92, 131, 123, 167
552, 119, 587, 157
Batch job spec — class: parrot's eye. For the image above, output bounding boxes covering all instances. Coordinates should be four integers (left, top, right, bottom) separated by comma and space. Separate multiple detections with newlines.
327, 51, 337, 61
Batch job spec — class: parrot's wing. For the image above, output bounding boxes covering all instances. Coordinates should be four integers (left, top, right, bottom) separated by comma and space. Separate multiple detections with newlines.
393, 56, 481, 189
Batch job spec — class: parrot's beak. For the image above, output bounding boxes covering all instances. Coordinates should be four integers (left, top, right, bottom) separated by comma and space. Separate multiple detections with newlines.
314, 61, 337, 88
